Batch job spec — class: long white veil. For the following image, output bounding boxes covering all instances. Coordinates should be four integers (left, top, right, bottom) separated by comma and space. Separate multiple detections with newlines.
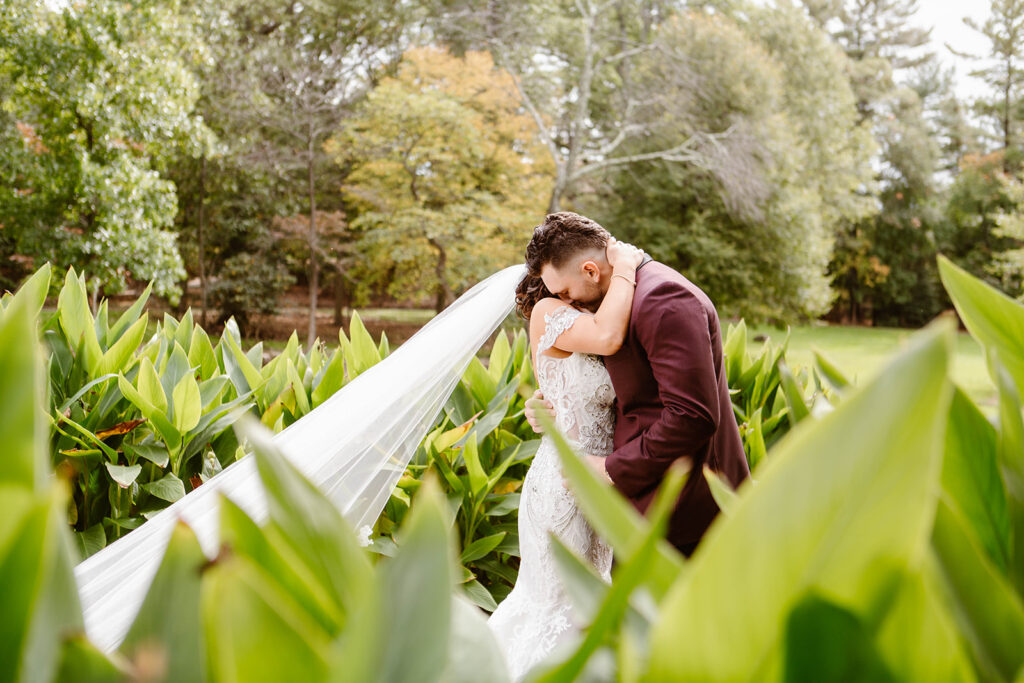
75, 265, 526, 653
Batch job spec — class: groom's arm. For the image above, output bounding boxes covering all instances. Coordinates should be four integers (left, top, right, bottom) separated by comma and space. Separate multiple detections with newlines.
604, 281, 720, 498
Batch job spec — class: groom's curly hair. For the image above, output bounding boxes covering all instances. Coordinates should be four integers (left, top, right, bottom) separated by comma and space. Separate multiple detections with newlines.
514, 212, 611, 319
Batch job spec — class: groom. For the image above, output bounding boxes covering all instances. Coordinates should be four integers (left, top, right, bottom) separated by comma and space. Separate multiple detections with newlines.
525, 211, 749, 557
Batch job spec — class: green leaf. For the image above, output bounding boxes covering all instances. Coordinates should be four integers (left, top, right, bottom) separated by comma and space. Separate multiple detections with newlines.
345, 311, 382, 376
777, 359, 811, 427
57, 268, 103, 376
941, 388, 1011, 573
202, 555, 331, 682
0, 299, 47, 490
107, 280, 152, 345
647, 321, 954, 681
218, 497, 343, 634
460, 532, 506, 564
442, 597, 510, 682
993, 355, 1024, 595
126, 443, 170, 468
286, 358, 311, 417
73, 522, 106, 559
121, 523, 205, 683
488, 332, 512, 383
723, 319, 748, 386
238, 417, 374, 620
2, 263, 50, 325
461, 579, 498, 611
746, 407, 767, 471
703, 466, 738, 516
96, 314, 147, 377
142, 472, 186, 503
188, 324, 219, 381
54, 636, 123, 683
931, 500, 1024, 681
137, 357, 167, 414
172, 371, 202, 433
375, 476, 454, 682
873, 563, 975, 682
813, 348, 850, 390
0, 485, 84, 683
462, 434, 487, 498
939, 254, 1024, 399
782, 593, 895, 683
105, 463, 142, 488
223, 332, 264, 395
311, 349, 345, 408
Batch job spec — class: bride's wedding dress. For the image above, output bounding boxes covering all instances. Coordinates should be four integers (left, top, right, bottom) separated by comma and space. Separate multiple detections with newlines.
487, 306, 615, 681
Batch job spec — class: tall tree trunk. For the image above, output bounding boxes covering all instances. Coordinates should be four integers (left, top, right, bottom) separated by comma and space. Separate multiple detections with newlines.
307, 132, 319, 349
429, 238, 451, 313
198, 154, 208, 327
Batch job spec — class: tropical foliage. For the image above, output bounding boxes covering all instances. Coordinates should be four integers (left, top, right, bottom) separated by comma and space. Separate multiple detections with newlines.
5, 256, 1024, 681
14, 264, 383, 558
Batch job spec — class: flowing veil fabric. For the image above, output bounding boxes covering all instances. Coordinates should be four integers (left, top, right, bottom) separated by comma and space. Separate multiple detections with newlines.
74, 265, 526, 653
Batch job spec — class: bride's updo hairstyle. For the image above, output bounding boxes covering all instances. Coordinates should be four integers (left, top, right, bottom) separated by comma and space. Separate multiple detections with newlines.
514, 212, 611, 319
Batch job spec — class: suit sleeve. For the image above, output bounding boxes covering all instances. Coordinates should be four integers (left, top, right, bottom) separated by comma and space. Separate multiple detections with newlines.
604, 282, 720, 497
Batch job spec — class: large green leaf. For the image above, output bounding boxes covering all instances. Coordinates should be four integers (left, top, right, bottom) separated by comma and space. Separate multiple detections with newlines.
172, 371, 202, 433
54, 636, 122, 683
218, 497, 343, 634
374, 476, 454, 683
107, 280, 152, 345
121, 522, 205, 683
441, 596, 511, 683
647, 322, 954, 681
96, 314, 147, 378
311, 349, 345, 408
57, 269, 103, 376
938, 254, 1024, 399
931, 500, 1024, 681
0, 485, 85, 683
1, 263, 50, 325
993, 358, 1024, 594
137, 357, 167, 414
873, 562, 975, 682
0, 300, 47, 490
942, 388, 1011, 573
142, 472, 186, 503
202, 554, 331, 682
239, 417, 374, 620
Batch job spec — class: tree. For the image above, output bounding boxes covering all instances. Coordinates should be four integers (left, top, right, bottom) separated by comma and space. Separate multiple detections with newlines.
0, 0, 207, 303
431, 0, 742, 213
591, 5, 873, 320
331, 47, 551, 312
955, 0, 1024, 171
229, 0, 411, 346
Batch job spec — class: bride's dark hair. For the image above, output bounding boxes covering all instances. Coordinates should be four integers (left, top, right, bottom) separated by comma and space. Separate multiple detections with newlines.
514, 212, 611, 319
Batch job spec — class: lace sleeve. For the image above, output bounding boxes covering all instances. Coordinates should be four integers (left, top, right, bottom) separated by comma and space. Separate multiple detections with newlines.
537, 306, 583, 355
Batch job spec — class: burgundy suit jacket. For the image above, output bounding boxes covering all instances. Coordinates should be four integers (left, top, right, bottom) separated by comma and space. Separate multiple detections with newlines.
603, 260, 749, 554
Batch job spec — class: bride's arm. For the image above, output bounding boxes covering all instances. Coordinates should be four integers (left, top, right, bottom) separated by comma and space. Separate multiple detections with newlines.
530, 241, 642, 357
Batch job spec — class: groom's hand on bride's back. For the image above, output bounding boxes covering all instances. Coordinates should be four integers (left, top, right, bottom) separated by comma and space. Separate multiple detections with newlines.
525, 389, 555, 433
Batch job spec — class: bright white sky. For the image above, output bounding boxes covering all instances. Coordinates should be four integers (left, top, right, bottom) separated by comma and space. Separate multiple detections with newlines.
915, 0, 993, 101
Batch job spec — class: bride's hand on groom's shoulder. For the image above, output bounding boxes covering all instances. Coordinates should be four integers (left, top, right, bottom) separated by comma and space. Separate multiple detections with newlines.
525, 389, 555, 433
606, 237, 644, 271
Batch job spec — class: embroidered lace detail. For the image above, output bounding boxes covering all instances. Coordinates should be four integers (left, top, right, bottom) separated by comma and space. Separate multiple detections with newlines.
537, 306, 582, 355
487, 304, 615, 681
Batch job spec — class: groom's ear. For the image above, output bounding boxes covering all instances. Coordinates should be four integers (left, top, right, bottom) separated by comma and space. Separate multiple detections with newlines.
581, 260, 600, 279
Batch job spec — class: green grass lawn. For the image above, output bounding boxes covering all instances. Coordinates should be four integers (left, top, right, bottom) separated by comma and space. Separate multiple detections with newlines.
746, 323, 996, 411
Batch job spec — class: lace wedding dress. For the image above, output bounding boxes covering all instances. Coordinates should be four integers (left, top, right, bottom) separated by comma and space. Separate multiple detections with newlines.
487, 306, 615, 681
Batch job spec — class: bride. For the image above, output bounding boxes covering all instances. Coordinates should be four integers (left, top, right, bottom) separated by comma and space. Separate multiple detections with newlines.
487, 219, 644, 681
